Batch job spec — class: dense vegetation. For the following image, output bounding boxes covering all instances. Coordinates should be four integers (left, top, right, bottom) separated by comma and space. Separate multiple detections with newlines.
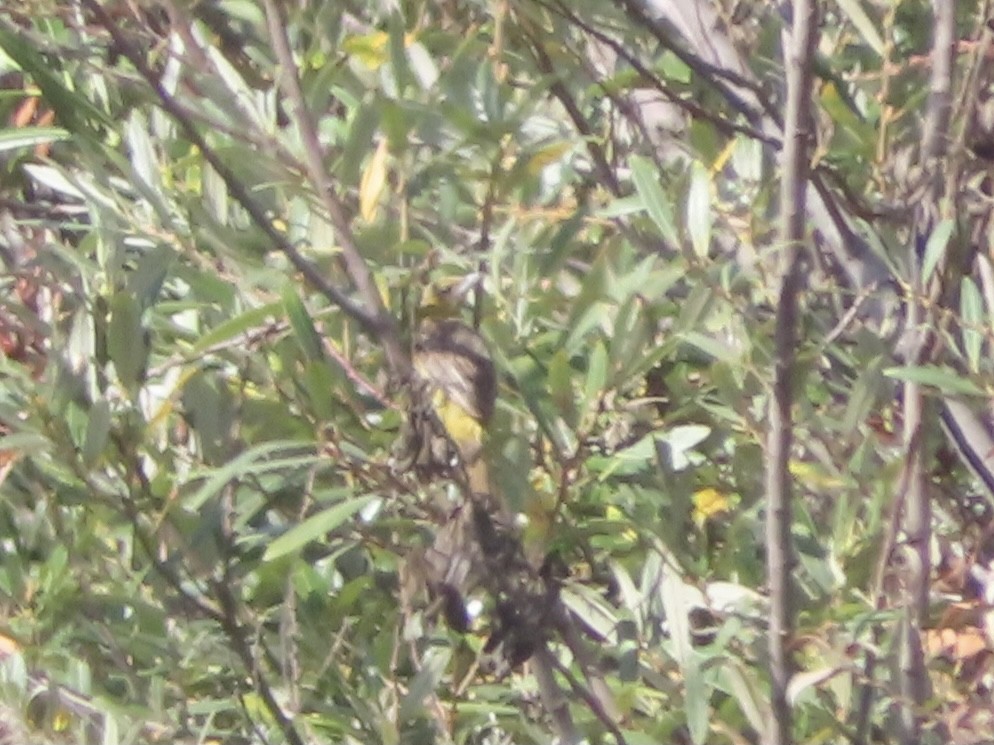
1, 1, 993, 743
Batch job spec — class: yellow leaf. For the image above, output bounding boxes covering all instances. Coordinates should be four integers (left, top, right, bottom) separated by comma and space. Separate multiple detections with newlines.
788, 460, 844, 489
527, 141, 572, 175
692, 488, 729, 522
343, 32, 390, 70
360, 139, 389, 223
342, 30, 418, 70
709, 139, 736, 176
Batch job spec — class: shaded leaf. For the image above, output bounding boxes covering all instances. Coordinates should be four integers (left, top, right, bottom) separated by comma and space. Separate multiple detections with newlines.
263, 494, 376, 561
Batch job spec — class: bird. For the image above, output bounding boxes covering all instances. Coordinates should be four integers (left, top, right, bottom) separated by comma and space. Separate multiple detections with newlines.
410, 273, 497, 496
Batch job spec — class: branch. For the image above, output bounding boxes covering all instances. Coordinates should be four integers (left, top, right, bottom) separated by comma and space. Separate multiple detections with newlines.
212, 577, 306, 745
261, 0, 407, 378
80, 0, 399, 364
892, 5, 957, 743
921, 2, 957, 162
612, 0, 893, 303
765, 2, 818, 743
531, 647, 583, 745
109, 432, 305, 745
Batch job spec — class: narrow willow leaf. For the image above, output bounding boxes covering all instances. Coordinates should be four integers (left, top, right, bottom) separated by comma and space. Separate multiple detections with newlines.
547, 348, 574, 421
82, 398, 111, 466
686, 162, 712, 258
360, 139, 389, 223
630, 155, 679, 246
186, 443, 322, 510
283, 286, 324, 361
921, 219, 954, 284
192, 302, 282, 354
107, 291, 147, 389
127, 111, 161, 201
407, 40, 439, 90
835, 0, 885, 56
0, 127, 69, 152
961, 277, 983, 373
584, 341, 608, 413
660, 568, 709, 744
398, 646, 450, 721
884, 364, 984, 396
0, 28, 110, 136
263, 495, 376, 561
128, 244, 174, 310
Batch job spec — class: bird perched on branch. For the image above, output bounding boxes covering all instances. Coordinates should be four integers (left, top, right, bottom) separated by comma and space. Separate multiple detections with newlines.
387, 269, 497, 494
391, 271, 499, 631
395, 273, 557, 663
400, 272, 497, 497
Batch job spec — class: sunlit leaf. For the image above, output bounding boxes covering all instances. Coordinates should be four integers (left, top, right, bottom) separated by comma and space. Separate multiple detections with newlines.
884, 364, 985, 396
686, 161, 712, 258
960, 277, 983, 373
0, 126, 69, 152
921, 218, 954, 284
360, 138, 389, 222
835, 0, 885, 56
630, 155, 679, 246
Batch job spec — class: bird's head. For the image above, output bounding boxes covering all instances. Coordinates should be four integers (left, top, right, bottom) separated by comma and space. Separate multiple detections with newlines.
419, 271, 483, 321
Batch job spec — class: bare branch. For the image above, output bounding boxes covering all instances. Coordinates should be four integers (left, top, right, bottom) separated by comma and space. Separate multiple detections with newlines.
80, 0, 396, 362
765, 2, 819, 743
261, 0, 407, 378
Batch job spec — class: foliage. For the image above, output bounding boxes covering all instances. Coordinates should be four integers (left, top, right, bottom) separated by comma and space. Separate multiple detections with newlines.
0, 1, 992, 743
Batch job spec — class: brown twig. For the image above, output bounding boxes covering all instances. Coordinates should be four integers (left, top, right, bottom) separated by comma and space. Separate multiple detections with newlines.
261, 0, 407, 378
80, 0, 390, 352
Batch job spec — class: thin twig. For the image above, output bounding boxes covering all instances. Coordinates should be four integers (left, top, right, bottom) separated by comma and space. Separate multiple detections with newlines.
765, 2, 819, 743
80, 0, 389, 348
261, 0, 407, 377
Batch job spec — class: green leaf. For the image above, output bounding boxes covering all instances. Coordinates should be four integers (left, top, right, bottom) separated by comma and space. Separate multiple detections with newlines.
126, 111, 164, 205
0, 28, 111, 138
835, 0, 885, 56
82, 397, 111, 466
0, 126, 70, 152
961, 277, 983, 373
686, 162, 712, 258
561, 584, 619, 642
597, 194, 646, 219
398, 646, 450, 721
584, 341, 608, 413
921, 218, 954, 284
884, 364, 985, 396
303, 360, 339, 422
107, 291, 147, 390
128, 245, 174, 310
0, 432, 50, 455
659, 567, 709, 744
263, 495, 377, 561
679, 331, 737, 362
548, 348, 574, 422
283, 286, 325, 361
563, 300, 609, 355
192, 302, 282, 354
630, 155, 679, 246
658, 425, 711, 470
185, 441, 321, 510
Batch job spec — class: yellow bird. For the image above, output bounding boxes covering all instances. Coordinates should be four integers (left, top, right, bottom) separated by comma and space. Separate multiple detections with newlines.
412, 274, 496, 496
